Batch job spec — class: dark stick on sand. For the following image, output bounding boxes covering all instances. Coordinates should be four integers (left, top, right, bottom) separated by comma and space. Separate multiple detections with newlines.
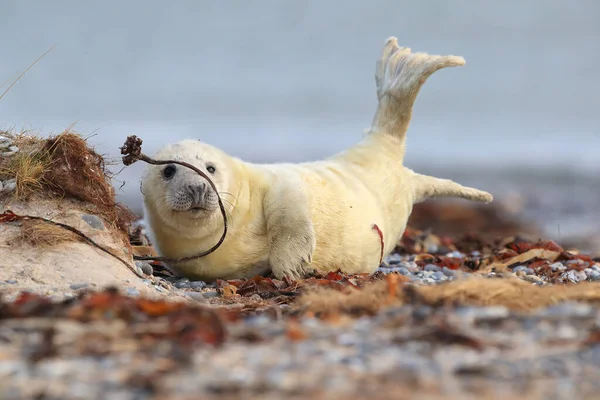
120, 135, 229, 264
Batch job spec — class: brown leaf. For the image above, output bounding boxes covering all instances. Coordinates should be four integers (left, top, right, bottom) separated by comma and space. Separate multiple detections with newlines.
136, 299, 183, 317
222, 285, 238, 298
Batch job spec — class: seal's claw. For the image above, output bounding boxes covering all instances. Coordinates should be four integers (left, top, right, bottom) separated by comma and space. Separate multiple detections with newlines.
269, 228, 316, 281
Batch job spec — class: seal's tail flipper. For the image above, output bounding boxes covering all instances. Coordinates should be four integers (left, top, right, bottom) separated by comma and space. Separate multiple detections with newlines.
371, 37, 465, 144
411, 173, 493, 204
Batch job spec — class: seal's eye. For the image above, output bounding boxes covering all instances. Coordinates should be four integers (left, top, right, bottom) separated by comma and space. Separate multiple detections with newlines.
162, 165, 176, 180
206, 164, 216, 174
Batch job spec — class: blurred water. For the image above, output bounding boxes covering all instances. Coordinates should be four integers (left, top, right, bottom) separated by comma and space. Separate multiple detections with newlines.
1, 1, 598, 236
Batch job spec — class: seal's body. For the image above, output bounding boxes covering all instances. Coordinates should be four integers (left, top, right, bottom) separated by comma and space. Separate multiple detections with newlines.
142, 37, 493, 281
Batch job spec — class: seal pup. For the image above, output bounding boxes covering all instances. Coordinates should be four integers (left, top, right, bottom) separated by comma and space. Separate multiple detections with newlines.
141, 37, 493, 281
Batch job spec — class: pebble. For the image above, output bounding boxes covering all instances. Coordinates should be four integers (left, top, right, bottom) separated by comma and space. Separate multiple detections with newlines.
135, 261, 154, 276
81, 214, 105, 230
445, 251, 464, 258
442, 267, 456, 278
432, 271, 447, 281
513, 265, 528, 273
185, 292, 206, 302
202, 290, 219, 298
386, 253, 403, 265
188, 281, 207, 290
135, 266, 144, 276
5, 279, 17, 284
69, 283, 89, 290
125, 287, 140, 297
397, 267, 410, 276
565, 270, 587, 283
2, 179, 16, 193
423, 264, 440, 272
590, 270, 600, 281
550, 262, 567, 272
174, 278, 191, 289
427, 244, 439, 254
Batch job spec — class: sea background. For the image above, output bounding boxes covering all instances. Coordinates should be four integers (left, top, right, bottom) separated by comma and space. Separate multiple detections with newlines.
1, 1, 598, 247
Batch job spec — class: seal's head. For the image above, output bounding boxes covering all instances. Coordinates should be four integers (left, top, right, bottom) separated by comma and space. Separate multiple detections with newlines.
141, 139, 237, 237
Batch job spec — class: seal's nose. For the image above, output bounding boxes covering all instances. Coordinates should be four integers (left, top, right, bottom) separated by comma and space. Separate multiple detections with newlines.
187, 183, 206, 205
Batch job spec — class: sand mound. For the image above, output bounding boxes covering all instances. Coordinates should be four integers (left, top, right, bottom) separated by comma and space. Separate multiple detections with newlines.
0, 129, 159, 298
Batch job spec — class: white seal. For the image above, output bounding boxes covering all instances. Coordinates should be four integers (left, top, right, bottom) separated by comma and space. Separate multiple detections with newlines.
141, 37, 493, 281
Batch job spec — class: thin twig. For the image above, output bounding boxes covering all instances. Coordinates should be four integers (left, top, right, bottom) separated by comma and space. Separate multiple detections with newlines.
120, 135, 228, 264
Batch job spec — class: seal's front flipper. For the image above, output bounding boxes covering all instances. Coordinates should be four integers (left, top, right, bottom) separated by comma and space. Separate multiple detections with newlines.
371, 37, 465, 148
411, 172, 493, 204
263, 175, 316, 280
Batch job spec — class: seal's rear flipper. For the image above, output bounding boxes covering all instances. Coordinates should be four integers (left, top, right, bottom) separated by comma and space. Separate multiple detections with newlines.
371, 37, 465, 149
411, 172, 493, 204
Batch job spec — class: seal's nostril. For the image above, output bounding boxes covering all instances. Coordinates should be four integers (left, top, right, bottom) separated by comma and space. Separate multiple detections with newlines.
187, 184, 205, 205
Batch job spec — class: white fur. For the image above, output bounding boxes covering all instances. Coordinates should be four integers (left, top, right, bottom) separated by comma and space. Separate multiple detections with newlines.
141, 37, 493, 281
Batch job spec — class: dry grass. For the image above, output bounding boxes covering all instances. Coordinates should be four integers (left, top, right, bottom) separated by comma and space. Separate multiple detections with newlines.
0, 128, 137, 233
15, 219, 79, 247
0, 130, 53, 198
296, 275, 600, 316
413, 275, 600, 311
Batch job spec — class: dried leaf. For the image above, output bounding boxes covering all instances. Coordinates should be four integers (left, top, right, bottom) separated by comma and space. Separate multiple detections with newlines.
222, 285, 238, 298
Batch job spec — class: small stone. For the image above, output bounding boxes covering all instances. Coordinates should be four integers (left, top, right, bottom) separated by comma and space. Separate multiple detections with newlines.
432, 271, 446, 281
445, 251, 464, 258
426, 244, 439, 254
186, 292, 206, 302
2, 179, 16, 193
202, 289, 219, 298
442, 266, 456, 277
565, 270, 586, 283
69, 282, 89, 290
592, 264, 600, 272
407, 261, 419, 273
248, 294, 263, 302
125, 287, 140, 297
424, 264, 440, 272
8, 145, 18, 153
525, 268, 535, 275
135, 266, 144, 276
397, 266, 410, 276
386, 253, 402, 265
513, 265, 528, 273
81, 214, 105, 230
550, 262, 566, 272
5, 279, 17, 284
174, 278, 190, 289
189, 281, 207, 289
135, 261, 153, 275
591, 270, 600, 281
